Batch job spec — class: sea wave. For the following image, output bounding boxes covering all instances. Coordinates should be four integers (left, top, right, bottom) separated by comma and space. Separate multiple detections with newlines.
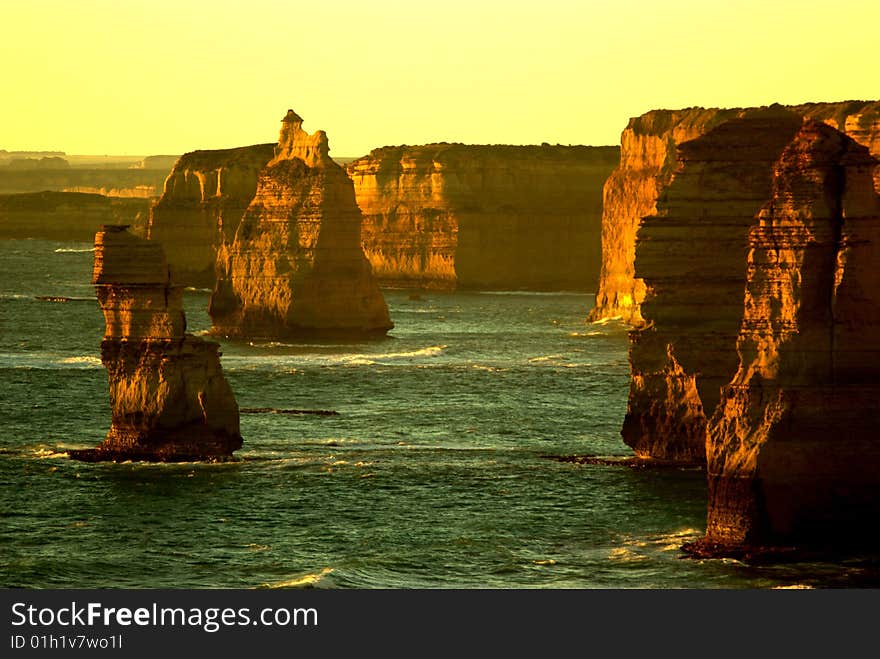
54, 247, 95, 254
590, 315, 623, 325
342, 345, 446, 365
528, 354, 567, 364
225, 345, 447, 370
0, 353, 103, 370
259, 567, 334, 589
34, 448, 70, 460
477, 290, 591, 297
58, 356, 102, 368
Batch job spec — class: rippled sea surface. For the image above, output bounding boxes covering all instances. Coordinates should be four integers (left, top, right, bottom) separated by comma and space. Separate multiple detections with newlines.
1, 239, 876, 588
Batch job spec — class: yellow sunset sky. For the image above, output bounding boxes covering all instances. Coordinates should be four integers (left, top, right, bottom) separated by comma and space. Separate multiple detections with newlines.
2, 0, 877, 157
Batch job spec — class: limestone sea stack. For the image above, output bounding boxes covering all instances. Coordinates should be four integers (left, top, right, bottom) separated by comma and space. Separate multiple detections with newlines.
209, 110, 392, 338
147, 144, 275, 287
691, 123, 880, 554
601, 101, 880, 464
590, 100, 880, 325
346, 144, 619, 290
69, 225, 242, 462
624, 107, 804, 462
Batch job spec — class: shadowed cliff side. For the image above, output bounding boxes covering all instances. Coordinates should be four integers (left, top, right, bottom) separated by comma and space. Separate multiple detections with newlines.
590, 100, 880, 325
687, 123, 880, 556
209, 110, 392, 338
147, 144, 275, 287
69, 225, 242, 462
623, 108, 803, 462
346, 144, 618, 290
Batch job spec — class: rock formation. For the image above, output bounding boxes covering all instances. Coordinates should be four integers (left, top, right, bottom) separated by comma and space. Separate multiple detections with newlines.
0, 191, 150, 241
0, 167, 171, 198
208, 110, 392, 338
598, 101, 880, 464
623, 107, 804, 462
147, 144, 275, 286
590, 100, 880, 325
346, 144, 619, 290
690, 122, 880, 554
69, 225, 242, 462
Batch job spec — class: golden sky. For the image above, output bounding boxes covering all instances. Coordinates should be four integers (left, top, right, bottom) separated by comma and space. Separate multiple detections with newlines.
2, 0, 877, 157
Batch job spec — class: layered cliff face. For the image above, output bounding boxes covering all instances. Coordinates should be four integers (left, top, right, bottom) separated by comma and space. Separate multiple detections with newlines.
623, 108, 804, 462
696, 123, 880, 552
69, 225, 242, 462
0, 191, 150, 241
209, 110, 392, 338
147, 144, 275, 287
590, 100, 880, 324
347, 144, 619, 290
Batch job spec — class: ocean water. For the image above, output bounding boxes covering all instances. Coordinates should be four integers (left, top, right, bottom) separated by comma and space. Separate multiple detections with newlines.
1, 239, 876, 589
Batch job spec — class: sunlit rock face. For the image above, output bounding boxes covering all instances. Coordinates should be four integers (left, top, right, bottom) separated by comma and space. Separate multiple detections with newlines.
623, 107, 804, 463
346, 144, 619, 290
208, 110, 392, 338
69, 225, 242, 462
698, 122, 880, 553
147, 144, 275, 287
590, 101, 880, 325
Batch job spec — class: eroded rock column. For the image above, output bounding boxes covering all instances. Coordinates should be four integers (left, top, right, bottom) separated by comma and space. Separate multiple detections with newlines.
695, 122, 880, 553
209, 110, 392, 338
70, 225, 242, 462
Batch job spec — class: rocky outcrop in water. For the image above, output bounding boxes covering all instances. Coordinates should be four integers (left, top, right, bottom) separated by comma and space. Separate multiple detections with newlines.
590, 100, 880, 325
209, 110, 392, 338
600, 101, 880, 465
147, 144, 275, 287
690, 123, 880, 554
69, 225, 242, 462
623, 108, 804, 462
0, 191, 150, 240
346, 144, 618, 290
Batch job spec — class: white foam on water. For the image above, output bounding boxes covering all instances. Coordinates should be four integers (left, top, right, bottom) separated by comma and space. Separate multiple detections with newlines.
260, 567, 334, 589
528, 354, 568, 364
53, 247, 95, 253
590, 315, 623, 325
58, 356, 102, 368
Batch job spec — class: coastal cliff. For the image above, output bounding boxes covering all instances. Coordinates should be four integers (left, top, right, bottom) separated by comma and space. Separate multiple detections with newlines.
690, 123, 880, 554
0, 191, 150, 241
0, 168, 171, 198
623, 108, 803, 462
590, 100, 880, 324
69, 225, 242, 462
147, 144, 275, 286
346, 144, 618, 290
209, 110, 392, 338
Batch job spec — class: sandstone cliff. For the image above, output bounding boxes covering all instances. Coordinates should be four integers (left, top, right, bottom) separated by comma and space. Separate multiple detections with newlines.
147, 144, 275, 287
623, 108, 804, 462
0, 191, 150, 241
693, 122, 880, 554
209, 110, 392, 338
69, 225, 242, 462
346, 144, 618, 290
590, 100, 880, 324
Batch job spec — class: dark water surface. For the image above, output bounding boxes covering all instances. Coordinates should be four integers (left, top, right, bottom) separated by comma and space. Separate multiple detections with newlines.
1, 240, 874, 588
